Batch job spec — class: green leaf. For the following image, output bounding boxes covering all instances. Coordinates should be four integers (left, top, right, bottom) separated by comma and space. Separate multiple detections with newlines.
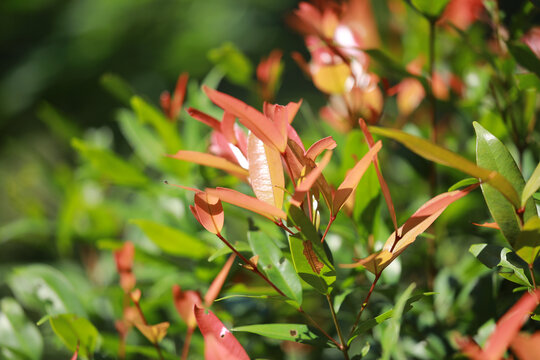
232, 323, 332, 347
348, 292, 432, 345
469, 244, 532, 287
381, 284, 416, 360
45, 314, 99, 359
515, 216, 540, 265
131, 219, 208, 259
522, 162, 540, 207
508, 43, 540, 78
516, 73, 540, 91
369, 126, 521, 209
0, 298, 43, 360
100, 73, 135, 105
248, 231, 303, 307
448, 177, 479, 192
409, 0, 450, 18
287, 206, 336, 295
208, 42, 253, 86
8, 265, 86, 317
37, 102, 81, 142
71, 138, 148, 187
474, 122, 536, 245
131, 96, 183, 154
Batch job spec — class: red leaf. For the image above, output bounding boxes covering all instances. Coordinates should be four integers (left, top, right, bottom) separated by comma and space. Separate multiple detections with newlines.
206, 187, 287, 220
203, 86, 286, 153
359, 118, 398, 234
114, 242, 136, 293
194, 306, 250, 360
204, 254, 236, 307
170, 73, 189, 120
173, 285, 202, 329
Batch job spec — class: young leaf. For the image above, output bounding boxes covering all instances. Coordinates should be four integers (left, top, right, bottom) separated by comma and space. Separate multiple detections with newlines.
187, 108, 222, 131
205, 254, 237, 306
191, 191, 225, 235
131, 219, 208, 259
46, 314, 99, 359
172, 285, 202, 329
206, 187, 287, 220
232, 323, 331, 347
474, 122, 537, 245
0, 298, 43, 360
344, 185, 477, 274
194, 306, 250, 360
287, 206, 336, 294
312, 63, 351, 94
168, 150, 249, 179
247, 132, 284, 210
369, 126, 521, 209
290, 150, 333, 207
514, 216, 540, 265
203, 86, 286, 152
522, 162, 540, 207
305, 136, 337, 161
133, 322, 170, 344
333, 141, 382, 213
247, 231, 302, 306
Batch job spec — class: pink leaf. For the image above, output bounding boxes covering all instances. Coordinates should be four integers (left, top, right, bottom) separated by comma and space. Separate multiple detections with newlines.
173, 285, 202, 329
194, 306, 250, 360
204, 254, 236, 307
206, 187, 286, 220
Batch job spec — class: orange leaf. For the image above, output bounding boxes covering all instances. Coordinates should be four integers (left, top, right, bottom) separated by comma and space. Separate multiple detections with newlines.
194, 306, 250, 360
187, 108, 221, 131
170, 73, 189, 120
359, 118, 398, 234
206, 187, 286, 220
203, 86, 286, 152
134, 322, 170, 344
472, 222, 500, 230
168, 150, 249, 178
114, 242, 134, 274
291, 151, 333, 207
396, 78, 425, 116
205, 254, 236, 307
247, 132, 285, 210
510, 331, 540, 360
305, 136, 337, 161
221, 111, 237, 145
173, 285, 202, 329
333, 141, 382, 213
192, 191, 224, 235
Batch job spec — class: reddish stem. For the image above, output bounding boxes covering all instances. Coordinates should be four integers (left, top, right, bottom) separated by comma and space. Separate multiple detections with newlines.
349, 272, 381, 338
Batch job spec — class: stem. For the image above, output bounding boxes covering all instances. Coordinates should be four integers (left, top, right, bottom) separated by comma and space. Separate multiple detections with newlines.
349, 272, 381, 338
298, 307, 341, 348
529, 264, 537, 289
326, 294, 349, 359
132, 299, 164, 360
181, 326, 194, 360
321, 216, 336, 243
216, 232, 287, 297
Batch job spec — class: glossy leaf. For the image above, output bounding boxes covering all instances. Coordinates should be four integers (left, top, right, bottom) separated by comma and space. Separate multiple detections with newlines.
247, 132, 284, 210
333, 141, 382, 213
248, 231, 302, 306
287, 206, 336, 294
469, 243, 532, 287
474, 122, 536, 245
205, 254, 236, 306
8, 264, 86, 317
514, 216, 540, 265
448, 177, 479, 191
522, 162, 540, 207
46, 314, 99, 359
168, 150, 249, 179
0, 298, 43, 360
370, 126, 521, 209
194, 306, 250, 360
203, 86, 286, 152
131, 219, 208, 258
71, 138, 148, 187
344, 185, 477, 274
206, 187, 286, 220
232, 323, 330, 347
191, 191, 224, 235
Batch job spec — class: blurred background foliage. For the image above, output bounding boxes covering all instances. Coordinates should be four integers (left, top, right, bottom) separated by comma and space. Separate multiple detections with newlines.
1, 0, 539, 359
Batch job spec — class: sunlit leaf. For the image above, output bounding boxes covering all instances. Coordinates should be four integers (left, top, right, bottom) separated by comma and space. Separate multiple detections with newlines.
206, 187, 286, 220
248, 231, 302, 306
287, 206, 336, 294
474, 122, 536, 245
247, 133, 284, 210
191, 191, 225, 235
514, 216, 540, 265
194, 306, 250, 360
370, 126, 521, 209
232, 323, 331, 347
131, 219, 208, 258
291, 150, 333, 207
0, 298, 43, 360
409, 0, 450, 17
522, 162, 540, 207
168, 150, 248, 179
448, 177, 479, 191
133, 322, 169, 345
312, 63, 351, 94
45, 314, 99, 359
305, 136, 337, 161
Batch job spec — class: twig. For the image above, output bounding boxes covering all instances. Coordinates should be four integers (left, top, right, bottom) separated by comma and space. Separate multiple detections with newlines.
326, 294, 350, 359
349, 272, 381, 338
